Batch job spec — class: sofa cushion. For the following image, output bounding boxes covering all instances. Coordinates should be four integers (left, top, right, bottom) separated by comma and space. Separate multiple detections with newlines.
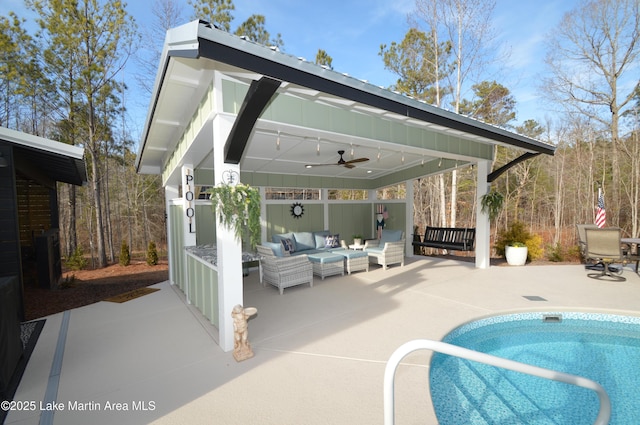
314, 230, 331, 249
281, 238, 295, 255
293, 231, 315, 251
365, 246, 384, 253
307, 251, 345, 264
262, 241, 284, 257
324, 234, 340, 249
331, 249, 368, 259
380, 229, 403, 244
291, 248, 323, 256
272, 232, 296, 251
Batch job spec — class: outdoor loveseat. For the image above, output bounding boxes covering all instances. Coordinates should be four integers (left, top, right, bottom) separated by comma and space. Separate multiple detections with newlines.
256, 245, 313, 294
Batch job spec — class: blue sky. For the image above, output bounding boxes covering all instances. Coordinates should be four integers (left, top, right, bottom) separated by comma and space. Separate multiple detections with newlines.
226, 0, 579, 125
5, 0, 580, 140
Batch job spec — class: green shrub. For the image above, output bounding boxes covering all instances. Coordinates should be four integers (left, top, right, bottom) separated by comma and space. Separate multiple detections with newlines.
495, 221, 544, 262
65, 246, 88, 270
146, 241, 159, 266
526, 234, 544, 261
547, 242, 565, 262
119, 240, 131, 266
59, 274, 77, 289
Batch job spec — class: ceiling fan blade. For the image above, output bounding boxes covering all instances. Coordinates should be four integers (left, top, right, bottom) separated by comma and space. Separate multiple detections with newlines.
305, 151, 368, 169
344, 157, 369, 164
304, 162, 340, 168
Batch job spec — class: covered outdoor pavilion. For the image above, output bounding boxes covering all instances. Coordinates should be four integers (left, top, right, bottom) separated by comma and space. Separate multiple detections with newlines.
136, 20, 555, 352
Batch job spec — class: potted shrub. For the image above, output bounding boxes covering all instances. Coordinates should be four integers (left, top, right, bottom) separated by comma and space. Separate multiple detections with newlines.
352, 234, 363, 246
495, 221, 544, 266
505, 242, 528, 266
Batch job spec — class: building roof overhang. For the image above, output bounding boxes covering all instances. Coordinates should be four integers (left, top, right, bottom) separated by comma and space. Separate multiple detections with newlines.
0, 126, 87, 187
136, 20, 555, 187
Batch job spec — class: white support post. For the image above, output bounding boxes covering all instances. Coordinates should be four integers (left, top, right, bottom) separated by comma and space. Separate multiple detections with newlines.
369, 189, 377, 238
212, 114, 243, 353
405, 179, 414, 257
181, 167, 196, 304
165, 185, 179, 285
259, 186, 267, 243
322, 188, 329, 230
181, 166, 197, 248
475, 160, 491, 269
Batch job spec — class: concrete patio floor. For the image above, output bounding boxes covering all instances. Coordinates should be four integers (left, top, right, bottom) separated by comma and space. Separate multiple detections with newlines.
5, 256, 640, 425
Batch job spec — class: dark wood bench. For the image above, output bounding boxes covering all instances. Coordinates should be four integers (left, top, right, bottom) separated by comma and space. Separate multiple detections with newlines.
412, 226, 476, 251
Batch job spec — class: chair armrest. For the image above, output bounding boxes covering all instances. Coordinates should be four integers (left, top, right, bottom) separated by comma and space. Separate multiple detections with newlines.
267, 255, 310, 272
382, 240, 405, 252
364, 239, 380, 249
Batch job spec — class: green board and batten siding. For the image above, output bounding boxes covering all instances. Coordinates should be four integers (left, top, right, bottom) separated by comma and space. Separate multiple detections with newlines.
266, 202, 405, 243
195, 203, 216, 245
169, 203, 219, 328
168, 204, 185, 290
328, 203, 376, 240
185, 253, 219, 328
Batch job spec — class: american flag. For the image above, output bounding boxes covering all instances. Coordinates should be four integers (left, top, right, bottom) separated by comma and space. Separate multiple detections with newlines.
595, 189, 606, 228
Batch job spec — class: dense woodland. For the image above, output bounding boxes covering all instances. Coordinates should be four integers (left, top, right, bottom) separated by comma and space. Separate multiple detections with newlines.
1, 0, 639, 267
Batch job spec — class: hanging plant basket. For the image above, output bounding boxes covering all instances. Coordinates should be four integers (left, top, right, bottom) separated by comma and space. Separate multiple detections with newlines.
208, 183, 261, 249
480, 190, 504, 221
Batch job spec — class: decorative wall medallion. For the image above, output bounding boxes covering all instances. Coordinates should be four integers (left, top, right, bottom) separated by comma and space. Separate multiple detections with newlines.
291, 202, 304, 219
222, 169, 240, 185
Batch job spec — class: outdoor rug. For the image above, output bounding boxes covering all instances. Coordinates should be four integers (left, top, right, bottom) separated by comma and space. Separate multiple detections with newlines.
1, 319, 45, 425
104, 287, 160, 303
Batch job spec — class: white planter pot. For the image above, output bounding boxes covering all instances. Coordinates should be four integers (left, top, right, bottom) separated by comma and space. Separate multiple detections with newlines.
505, 245, 528, 266
353, 238, 362, 246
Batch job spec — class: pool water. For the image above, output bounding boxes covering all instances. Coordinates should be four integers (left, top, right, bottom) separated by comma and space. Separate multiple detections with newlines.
429, 313, 640, 425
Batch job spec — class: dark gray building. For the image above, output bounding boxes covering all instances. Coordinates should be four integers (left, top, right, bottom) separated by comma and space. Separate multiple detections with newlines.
0, 126, 86, 398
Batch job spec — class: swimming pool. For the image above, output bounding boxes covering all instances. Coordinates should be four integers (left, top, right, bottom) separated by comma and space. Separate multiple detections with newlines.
429, 312, 640, 425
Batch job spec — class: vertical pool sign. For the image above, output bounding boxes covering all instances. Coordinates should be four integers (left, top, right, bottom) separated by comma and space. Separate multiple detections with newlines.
184, 167, 195, 233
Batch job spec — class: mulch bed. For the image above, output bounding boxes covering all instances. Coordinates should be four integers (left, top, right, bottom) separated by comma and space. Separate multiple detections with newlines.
22, 261, 169, 321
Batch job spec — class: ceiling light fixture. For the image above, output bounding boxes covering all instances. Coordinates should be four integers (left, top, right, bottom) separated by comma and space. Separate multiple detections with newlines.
316, 138, 320, 156
377, 147, 381, 162
438, 158, 442, 168
276, 131, 280, 150
350, 144, 354, 159
401, 152, 405, 164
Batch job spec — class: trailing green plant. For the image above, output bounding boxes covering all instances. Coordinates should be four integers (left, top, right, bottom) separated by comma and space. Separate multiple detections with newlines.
480, 190, 504, 221
494, 221, 544, 261
146, 241, 159, 266
208, 183, 261, 249
119, 240, 131, 266
65, 246, 88, 271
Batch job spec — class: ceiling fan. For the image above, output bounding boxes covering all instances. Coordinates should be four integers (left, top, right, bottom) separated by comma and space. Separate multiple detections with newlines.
305, 150, 369, 169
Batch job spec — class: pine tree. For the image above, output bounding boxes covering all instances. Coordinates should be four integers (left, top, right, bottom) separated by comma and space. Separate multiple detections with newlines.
146, 241, 159, 266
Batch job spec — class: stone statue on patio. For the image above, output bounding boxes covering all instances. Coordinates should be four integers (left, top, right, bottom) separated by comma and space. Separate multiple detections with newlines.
232, 304, 257, 362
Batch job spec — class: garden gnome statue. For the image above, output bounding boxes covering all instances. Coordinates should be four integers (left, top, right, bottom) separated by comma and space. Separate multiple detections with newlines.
232, 304, 257, 362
